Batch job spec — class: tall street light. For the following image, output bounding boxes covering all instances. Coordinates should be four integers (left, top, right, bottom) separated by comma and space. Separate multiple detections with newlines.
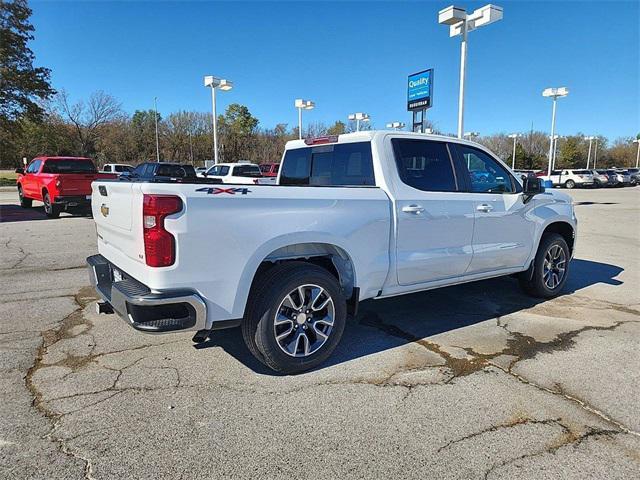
386, 122, 406, 131
508, 133, 521, 169
593, 137, 599, 168
464, 131, 480, 140
348, 112, 370, 132
294, 99, 315, 140
542, 87, 569, 176
154, 97, 160, 162
439, 4, 503, 139
634, 138, 640, 168
584, 136, 596, 169
551, 135, 562, 170
204, 75, 233, 164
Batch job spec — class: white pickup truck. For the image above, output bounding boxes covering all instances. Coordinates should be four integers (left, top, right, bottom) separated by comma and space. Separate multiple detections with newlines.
87, 131, 577, 373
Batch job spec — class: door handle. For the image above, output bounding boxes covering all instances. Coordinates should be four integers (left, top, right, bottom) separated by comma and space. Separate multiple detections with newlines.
476, 203, 494, 213
402, 204, 425, 214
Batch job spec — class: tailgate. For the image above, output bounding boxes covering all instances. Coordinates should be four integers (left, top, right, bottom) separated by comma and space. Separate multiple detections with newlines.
58, 174, 98, 195
92, 181, 143, 271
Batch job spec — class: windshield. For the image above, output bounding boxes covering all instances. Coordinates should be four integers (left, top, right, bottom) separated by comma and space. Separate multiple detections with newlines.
42, 159, 96, 174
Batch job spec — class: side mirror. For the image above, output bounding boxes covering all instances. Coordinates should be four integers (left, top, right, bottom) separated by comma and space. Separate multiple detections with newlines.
15, 167, 24, 174
523, 174, 544, 200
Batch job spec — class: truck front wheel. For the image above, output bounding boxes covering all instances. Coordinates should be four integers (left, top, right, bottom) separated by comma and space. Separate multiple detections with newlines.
18, 185, 32, 208
519, 233, 570, 298
243, 262, 347, 374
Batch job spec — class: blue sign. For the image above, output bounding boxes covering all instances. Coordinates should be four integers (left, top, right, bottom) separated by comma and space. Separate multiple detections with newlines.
407, 69, 433, 111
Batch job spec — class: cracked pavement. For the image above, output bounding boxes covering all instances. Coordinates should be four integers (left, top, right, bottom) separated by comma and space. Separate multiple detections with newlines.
1, 187, 638, 479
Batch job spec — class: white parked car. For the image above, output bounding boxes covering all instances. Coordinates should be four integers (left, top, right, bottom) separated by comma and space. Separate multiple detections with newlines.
88, 131, 577, 373
102, 163, 134, 175
540, 169, 594, 189
201, 162, 263, 184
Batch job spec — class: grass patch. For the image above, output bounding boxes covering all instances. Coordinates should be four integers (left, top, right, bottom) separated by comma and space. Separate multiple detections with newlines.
0, 178, 16, 187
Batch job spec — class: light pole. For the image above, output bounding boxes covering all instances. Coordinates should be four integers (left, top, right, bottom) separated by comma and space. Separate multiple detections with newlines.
508, 133, 521, 169
386, 122, 406, 131
593, 137, 599, 169
551, 135, 562, 170
438, 4, 503, 139
154, 97, 160, 162
584, 136, 596, 169
294, 99, 315, 140
542, 87, 569, 176
634, 139, 640, 168
204, 75, 233, 164
348, 112, 370, 132
464, 131, 480, 140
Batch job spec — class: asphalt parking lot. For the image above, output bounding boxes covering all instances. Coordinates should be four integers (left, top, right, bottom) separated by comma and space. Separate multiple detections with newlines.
1, 186, 638, 479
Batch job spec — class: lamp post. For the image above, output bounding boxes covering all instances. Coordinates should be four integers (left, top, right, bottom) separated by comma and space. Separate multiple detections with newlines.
542, 87, 569, 176
634, 139, 640, 168
593, 137, 599, 169
348, 112, 370, 132
508, 133, 521, 169
154, 97, 160, 162
438, 4, 503, 139
551, 135, 562, 170
584, 136, 596, 169
294, 99, 315, 140
386, 122, 406, 131
464, 131, 480, 140
204, 75, 233, 164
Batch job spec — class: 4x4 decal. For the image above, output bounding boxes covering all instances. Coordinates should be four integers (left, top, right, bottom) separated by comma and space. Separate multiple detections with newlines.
196, 187, 252, 195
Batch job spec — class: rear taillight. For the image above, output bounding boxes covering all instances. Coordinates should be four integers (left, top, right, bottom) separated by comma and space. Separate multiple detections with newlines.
304, 135, 339, 145
142, 194, 182, 267
55, 179, 62, 188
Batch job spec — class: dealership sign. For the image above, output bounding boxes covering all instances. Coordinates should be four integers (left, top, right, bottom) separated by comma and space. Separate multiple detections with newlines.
407, 69, 433, 111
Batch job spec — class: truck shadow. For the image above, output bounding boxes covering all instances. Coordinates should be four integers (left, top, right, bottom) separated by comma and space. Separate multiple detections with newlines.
0, 204, 91, 223
196, 258, 624, 375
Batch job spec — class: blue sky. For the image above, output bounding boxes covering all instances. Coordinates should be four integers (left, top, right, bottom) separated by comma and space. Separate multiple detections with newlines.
31, 1, 639, 139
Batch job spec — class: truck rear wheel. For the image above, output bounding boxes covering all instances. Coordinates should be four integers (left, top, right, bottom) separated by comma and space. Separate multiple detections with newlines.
43, 192, 60, 218
18, 185, 32, 208
519, 233, 570, 298
243, 262, 347, 374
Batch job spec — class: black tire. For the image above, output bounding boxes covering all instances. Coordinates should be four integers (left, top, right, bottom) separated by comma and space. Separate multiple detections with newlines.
17, 185, 32, 208
519, 233, 570, 298
43, 191, 60, 218
242, 261, 347, 374
564, 180, 575, 189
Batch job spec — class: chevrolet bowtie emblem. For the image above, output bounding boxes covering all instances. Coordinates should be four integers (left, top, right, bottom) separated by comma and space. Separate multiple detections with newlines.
100, 204, 109, 217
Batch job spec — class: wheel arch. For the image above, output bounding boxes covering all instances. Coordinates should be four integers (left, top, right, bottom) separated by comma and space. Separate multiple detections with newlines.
541, 221, 575, 255
237, 240, 359, 320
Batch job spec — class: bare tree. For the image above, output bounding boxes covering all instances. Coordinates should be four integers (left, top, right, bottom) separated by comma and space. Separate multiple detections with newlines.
56, 90, 123, 155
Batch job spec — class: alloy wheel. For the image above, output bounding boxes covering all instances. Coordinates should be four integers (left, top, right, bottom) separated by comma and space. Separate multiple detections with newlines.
543, 244, 566, 290
273, 284, 335, 357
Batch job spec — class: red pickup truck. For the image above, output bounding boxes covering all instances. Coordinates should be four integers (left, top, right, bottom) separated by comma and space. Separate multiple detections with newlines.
16, 156, 112, 218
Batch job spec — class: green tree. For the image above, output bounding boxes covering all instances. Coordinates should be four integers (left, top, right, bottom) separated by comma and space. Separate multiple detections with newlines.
327, 120, 347, 135
0, 0, 54, 126
218, 103, 259, 161
131, 109, 160, 161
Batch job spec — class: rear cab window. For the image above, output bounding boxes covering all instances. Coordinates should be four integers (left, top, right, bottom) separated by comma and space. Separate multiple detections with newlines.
42, 159, 96, 174
280, 141, 375, 186
233, 165, 262, 177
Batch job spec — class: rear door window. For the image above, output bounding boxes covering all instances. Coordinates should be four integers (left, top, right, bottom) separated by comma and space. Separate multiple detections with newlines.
391, 139, 457, 192
280, 142, 375, 186
42, 159, 96, 174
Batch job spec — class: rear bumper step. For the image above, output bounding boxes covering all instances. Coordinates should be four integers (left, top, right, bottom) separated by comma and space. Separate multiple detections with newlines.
86, 254, 207, 333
